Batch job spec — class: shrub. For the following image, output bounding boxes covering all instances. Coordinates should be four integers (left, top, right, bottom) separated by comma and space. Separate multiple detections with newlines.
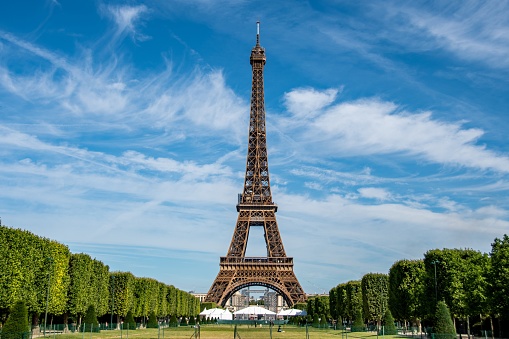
382, 309, 398, 335
83, 305, 100, 332
2, 301, 29, 339
351, 308, 365, 332
320, 314, 327, 328
123, 310, 136, 330
147, 311, 158, 328
434, 301, 456, 339
169, 314, 178, 327
312, 314, 319, 327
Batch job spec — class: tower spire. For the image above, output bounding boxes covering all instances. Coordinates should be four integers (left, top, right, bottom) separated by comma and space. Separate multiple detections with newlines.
256, 21, 260, 46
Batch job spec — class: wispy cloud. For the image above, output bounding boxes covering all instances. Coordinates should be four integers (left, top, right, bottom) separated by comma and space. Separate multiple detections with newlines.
100, 4, 150, 42
281, 88, 509, 173
390, 1, 509, 68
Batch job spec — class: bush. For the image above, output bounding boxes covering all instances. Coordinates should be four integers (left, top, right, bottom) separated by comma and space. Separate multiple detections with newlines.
123, 310, 136, 330
351, 308, 365, 332
147, 311, 158, 328
169, 314, 178, 327
382, 309, 397, 335
312, 314, 319, 327
434, 301, 456, 339
2, 301, 29, 339
83, 305, 100, 332
320, 314, 327, 328
188, 316, 196, 326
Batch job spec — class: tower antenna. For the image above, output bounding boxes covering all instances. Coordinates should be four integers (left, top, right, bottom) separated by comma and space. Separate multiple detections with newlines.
256, 21, 260, 45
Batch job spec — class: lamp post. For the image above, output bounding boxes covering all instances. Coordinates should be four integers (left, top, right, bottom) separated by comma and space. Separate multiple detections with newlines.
431, 260, 439, 303
44, 257, 54, 337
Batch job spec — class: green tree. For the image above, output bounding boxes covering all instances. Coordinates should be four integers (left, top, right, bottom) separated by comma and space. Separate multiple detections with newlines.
345, 280, 362, 323
306, 298, 315, 317
320, 313, 327, 328
434, 301, 456, 339
382, 309, 397, 335
388, 259, 425, 327
147, 310, 158, 328
110, 272, 135, 323
329, 288, 337, 321
351, 308, 364, 332
488, 234, 509, 330
312, 313, 319, 327
361, 273, 388, 327
2, 301, 29, 339
83, 305, 99, 332
91, 259, 110, 317
124, 310, 136, 330
169, 314, 178, 327
67, 254, 94, 321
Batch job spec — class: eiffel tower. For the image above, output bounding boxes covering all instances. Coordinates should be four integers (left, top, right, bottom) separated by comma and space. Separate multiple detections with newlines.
205, 23, 306, 307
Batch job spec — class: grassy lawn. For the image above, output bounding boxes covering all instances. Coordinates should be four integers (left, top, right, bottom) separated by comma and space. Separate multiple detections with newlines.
49, 325, 402, 339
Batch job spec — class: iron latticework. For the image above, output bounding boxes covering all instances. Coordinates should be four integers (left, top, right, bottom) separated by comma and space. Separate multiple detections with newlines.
205, 23, 306, 307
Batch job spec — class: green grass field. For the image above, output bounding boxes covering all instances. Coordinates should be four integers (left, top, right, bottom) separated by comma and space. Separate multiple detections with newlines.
48, 325, 403, 339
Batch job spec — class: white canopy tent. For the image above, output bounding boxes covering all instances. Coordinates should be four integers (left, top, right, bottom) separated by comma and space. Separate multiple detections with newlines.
233, 306, 276, 315
277, 308, 307, 316
199, 307, 232, 320
233, 306, 276, 320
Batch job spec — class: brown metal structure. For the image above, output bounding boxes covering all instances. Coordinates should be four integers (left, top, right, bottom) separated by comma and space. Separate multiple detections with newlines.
205, 23, 306, 307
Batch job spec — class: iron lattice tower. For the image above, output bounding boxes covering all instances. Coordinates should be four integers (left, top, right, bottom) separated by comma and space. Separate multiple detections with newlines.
205, 23, 306, 307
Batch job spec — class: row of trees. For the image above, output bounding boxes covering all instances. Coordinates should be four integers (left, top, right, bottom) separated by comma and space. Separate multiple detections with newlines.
0, 226, 200, 328
329, 234, 509, 337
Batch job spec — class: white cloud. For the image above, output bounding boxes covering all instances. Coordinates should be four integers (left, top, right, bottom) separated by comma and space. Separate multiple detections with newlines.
397, 2, 509, 68
280, 89, 509, 173
283, 87, 338, 118
358, 187, 391, 201
103, 5, 149, 42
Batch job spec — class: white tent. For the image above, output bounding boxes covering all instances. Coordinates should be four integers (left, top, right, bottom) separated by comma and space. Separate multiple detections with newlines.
233, 306, 276, 315
277, 308, 307, 316
199, 307, 232, 320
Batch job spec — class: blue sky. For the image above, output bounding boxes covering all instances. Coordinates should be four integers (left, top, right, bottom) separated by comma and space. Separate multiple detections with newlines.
1, 0, 509, 295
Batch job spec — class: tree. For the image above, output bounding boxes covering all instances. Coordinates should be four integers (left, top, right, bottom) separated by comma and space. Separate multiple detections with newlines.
361, 273, 388, 327
147, 310, 158, 328
83, 305, 99, 332
488, 234, 509, 329
329, 287, 337, 321
169, 314, 178, 327
320, 313, 328, 328
67, 254, 94, 322
312, 313, 319, 327
351, 308, 364, 332
2, 301, 29, 339
124, 310, 136, 330
382, 309, 397, 335
388, 259, 425, 327
345, 281, 363, 323
110, 272, 135, 322
424, 248, 490, 333
434, 301, 456, 339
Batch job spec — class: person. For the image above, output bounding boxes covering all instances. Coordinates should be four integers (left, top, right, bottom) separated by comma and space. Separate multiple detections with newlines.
278, 325, 282, 332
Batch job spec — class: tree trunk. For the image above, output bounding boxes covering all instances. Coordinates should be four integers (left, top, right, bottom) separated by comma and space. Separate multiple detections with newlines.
466, 316, 470, 339
32, 313, 41, 333
490, 316, 494, 339
63, 312, 69, 332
